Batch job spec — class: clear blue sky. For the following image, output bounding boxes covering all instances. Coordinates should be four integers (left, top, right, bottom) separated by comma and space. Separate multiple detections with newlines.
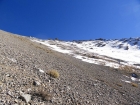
0, 0, 140, 41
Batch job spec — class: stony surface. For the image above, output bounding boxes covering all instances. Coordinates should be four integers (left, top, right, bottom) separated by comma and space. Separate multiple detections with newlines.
0, 30, 140, 104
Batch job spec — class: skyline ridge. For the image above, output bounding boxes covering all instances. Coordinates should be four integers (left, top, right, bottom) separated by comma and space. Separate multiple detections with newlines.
1, 29, 140, 41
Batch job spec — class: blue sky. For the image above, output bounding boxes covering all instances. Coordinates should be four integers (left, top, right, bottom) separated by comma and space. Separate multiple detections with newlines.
0, 0, 140, 41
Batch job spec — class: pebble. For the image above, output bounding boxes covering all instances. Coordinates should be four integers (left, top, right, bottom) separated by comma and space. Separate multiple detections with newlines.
33, 81, 41, 86
20, 91, 31, 103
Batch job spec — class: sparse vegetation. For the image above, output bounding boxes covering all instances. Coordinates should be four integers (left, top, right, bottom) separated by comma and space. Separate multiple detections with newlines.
87, 54, 100, 59
131, 82, 138, 87
99, 61, 105, 66
48, 70, 59, 78
119, 65, 135, 73
116, 83, 122, 87
32, 42, 52, 53
31, 85, 52, 101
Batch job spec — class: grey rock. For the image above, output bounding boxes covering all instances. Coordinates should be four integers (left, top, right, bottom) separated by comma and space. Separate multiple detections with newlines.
20, 91, 31, 103
33, 81, 41, 86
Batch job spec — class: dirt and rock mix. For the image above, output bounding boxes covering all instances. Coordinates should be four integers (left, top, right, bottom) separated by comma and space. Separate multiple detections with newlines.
0, 30, 140, 105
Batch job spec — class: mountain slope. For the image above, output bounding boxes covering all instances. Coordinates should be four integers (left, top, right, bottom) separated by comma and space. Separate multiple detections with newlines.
0, 30, 140, 104
32, 37, 140, 70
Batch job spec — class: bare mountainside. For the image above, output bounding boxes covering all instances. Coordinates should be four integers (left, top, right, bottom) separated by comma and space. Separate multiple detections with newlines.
0, 30, 140, 105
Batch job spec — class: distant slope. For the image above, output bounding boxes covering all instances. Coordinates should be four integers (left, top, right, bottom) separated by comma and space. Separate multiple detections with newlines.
32, 37, 140, 69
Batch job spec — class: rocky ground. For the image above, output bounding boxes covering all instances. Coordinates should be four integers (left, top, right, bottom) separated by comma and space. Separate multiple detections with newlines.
0, 30, 140, 105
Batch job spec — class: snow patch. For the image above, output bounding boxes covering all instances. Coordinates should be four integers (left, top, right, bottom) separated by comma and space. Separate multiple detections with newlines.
31, 38, 140, 69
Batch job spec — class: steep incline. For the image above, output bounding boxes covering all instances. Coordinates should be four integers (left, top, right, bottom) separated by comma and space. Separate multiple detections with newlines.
0, 30, 140, 104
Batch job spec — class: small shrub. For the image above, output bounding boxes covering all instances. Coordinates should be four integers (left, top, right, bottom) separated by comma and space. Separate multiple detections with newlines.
38, 90, 52, 101
89, 55, 100, 59
119, 65, 134, 73
48, 70, 59, 78
116, 83, 122, 87
32, 86, 52, 101
131, 83, 138, 87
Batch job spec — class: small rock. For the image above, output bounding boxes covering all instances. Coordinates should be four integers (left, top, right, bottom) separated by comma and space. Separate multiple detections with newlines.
0, 81, 3, 85
131, 77, 138, 81
14, 99, 18, 103
67, 86, 71, 91
39, 69, 44, 73
6, 74, 10, 77
27, 88, 32, 92
20, 91, 31, 103
33, 81, 41, 86
131, 73, 138, 78
18, 102, 25, 105
7, 91, 12, 97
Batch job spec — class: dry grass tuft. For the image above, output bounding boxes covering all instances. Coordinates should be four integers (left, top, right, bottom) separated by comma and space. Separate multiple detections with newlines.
31, 85, 52, 101
119, 65, 135, 73
48, 70, 59, 78
116, 83, 122, 87
98, 61, 105, 66
131, 82, 138, 88
37, 88, 52, 101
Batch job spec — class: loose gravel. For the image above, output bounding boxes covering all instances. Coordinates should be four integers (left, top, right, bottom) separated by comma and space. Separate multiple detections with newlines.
0, 30, 140, 105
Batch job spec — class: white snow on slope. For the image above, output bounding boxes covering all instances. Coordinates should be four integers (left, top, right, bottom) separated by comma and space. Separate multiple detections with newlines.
31, 37, 140, 69
70, 41, 140, 64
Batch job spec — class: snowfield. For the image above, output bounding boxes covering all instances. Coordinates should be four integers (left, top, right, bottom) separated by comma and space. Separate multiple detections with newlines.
31, 37, 140, 69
